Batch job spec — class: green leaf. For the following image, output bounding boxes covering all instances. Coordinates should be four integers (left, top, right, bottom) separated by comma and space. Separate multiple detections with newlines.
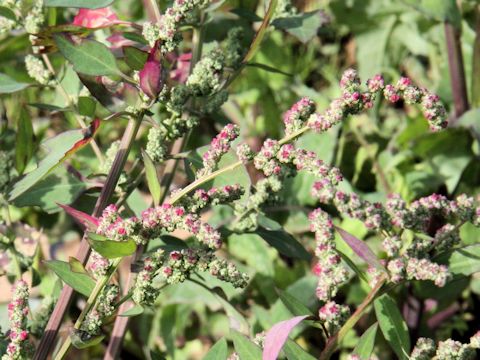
436, 244, 480, 276
120, 304, 144, 317
230, 8, 263, 22
160, 304, 177, 358
15, 109, 34, 175
78, 96, 96, 117
279, 290, 314, 317
374, 294, 410, 360
11, 168, 86, 213
70, 332, 105, 349
403, 0, 461, 28
9, 120, 99, 201
246, 62, 292, 76
255, 221, 311, 261
204, 338, 228, 360
0, 6, 16, 20
45, 0, 114, 9
55, 35, 120, 76
123, 46, 148, 70
88, 233, 137, 259
353, 323, 378, 359
142, 150, 161, 206
68, 256, 89, 275
45, 260, 95, 297
231, 330, 262, 360
0, 73, 30, 93
272, 11, 326, 43
283, 339, 316, 360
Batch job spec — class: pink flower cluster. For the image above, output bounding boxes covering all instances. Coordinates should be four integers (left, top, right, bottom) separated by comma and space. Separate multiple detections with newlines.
197, 124, 240, 178
177, 184, 244, 213
305, 69, 447, 133
310, 209, 347, 301
282, 97, 316, 135
133, 248, 248, 306
140, 203, 222, 249
3, 280, 30, 360
318, 301, 350, 334
253, 139, 282, 177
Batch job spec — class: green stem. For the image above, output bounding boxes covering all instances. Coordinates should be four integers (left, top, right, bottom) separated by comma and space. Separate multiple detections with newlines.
319, 276, 387, 360
53, 258, 122, 360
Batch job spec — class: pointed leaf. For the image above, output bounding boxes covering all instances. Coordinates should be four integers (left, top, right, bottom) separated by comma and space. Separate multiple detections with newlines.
45, 260, 95, 297
142, 150, 161, 206
120, 304, 144, 317
246, 62, 292, 76
263, 315, 308, 360
279, 290, 314, 317
69, 256, 90, 275
59, 204, 99, 231
231, 330, 262, 359
204, 338, 228, 360
336, 226, 385, 271
55, 35, 120, 76
45, 0, 114, 9
9, 119, 100, 200
15, 109, 34, 174
123, 46, 148, 70
256, 222, 311, 261
283, 339, 316, 360
353, 322, 378, 359
435, 244, 480, 276
374, 294, 410, 360
0, 73, 30, 93
88, 233, 137, 259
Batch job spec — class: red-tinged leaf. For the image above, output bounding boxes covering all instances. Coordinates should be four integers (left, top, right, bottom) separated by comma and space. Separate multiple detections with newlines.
61, 118, 101, 162
9, 119, 101, 201
263, 315, 308, 360
58, 203, 99, 231
139, 46, 163, 98
335, 226, 385, 271
72, 7, 121, 28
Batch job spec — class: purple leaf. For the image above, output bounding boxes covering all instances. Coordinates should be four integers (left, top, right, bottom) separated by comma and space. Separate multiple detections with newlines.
58, 203, 99, 231
263, 315, 308, 360
139, 46, 163, 98
335, 226, 385, 271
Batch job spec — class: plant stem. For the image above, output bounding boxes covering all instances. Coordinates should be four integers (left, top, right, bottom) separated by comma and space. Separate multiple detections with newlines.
103, 17, 206, 357
472, 5, 480, 108
444, 21, 469, 119
54, 258, 122, 360
319, 276, 387, 360
34, 114, 144, 360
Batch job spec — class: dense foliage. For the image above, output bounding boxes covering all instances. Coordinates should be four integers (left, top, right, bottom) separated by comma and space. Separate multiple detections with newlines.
1, 0, 480, 359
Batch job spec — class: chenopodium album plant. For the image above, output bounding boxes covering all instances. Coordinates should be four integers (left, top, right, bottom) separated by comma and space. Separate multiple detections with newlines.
0, 0, 479, 359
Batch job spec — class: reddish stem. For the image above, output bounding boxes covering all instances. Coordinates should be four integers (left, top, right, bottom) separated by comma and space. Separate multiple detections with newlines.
444, 22, 469, 119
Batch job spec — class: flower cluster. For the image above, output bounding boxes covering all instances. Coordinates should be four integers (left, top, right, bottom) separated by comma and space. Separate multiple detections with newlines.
0, 150, 13, 194
318, 301, 350, 334
309, 209, 349, 302
253, 139, 282, 177
307, 69, 447, 133
142, 0, 210, 51
233, 176, 282, 231
0, 0, 44, 36
132, 248, 248, 306
197, 124, 240, 178
2, 280, 31, 360
176, 184, 244, 213
283, 97, 316, 135
80, 285, 119, 337
145, 115, 198, 162
99, 140, 127, 184
25, 55, 54, 86
410, 334, 480, 360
